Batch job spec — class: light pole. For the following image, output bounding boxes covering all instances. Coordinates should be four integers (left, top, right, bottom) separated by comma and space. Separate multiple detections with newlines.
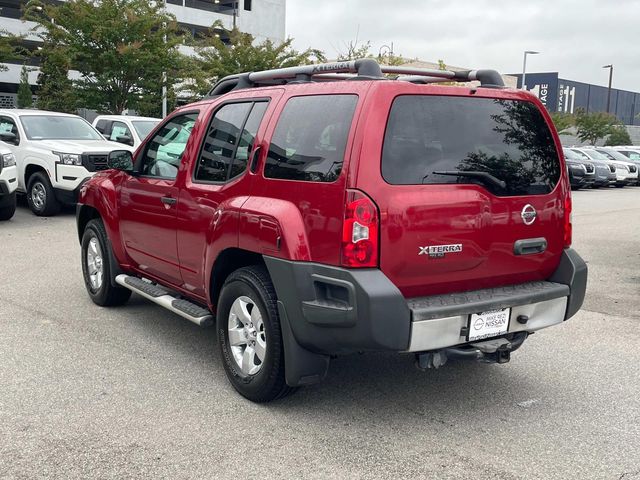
603, 64, 613, 113
521, 50, 539, 90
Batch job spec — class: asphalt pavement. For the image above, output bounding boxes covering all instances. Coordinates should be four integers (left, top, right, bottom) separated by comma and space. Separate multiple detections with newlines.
1, 188, 639, 479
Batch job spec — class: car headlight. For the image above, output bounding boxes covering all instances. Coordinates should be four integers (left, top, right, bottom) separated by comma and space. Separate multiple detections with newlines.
54, 152, 83, 166
2, 153, 15, 167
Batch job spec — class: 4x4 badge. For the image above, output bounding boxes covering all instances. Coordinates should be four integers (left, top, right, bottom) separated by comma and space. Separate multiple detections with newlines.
521, 204, 537, 225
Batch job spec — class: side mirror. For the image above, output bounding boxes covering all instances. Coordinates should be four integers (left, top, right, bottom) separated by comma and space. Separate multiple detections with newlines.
107, 150, 134, 172
116, 135, 134, 146
0, 131, 18, 145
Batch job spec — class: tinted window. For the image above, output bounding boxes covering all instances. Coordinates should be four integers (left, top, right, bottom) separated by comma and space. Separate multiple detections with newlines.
382, 96, 561, 196
265, 95, 358, 182
141, 112, 198, 179
0, 116, 19, 142
195, 102, 253, 183
231, 102, 268, 179
95, 119, 109, 134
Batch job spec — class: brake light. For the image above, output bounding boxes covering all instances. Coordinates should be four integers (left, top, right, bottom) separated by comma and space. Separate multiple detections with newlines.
341, 189, 379, 267
563, 193, 572, 248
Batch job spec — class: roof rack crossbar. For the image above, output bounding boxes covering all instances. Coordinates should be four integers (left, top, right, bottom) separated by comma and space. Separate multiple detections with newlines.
207, 59, 504, 96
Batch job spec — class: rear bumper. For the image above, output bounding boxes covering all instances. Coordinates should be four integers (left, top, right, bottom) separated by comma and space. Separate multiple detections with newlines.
265, 248, 587, 363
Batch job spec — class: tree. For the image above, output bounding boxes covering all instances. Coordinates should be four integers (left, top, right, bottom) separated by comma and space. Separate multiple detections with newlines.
573, 109, 617, 145
549, 112, 575, 134
17, 65, 33, 108
190, 24, 324, 97
605, 126, 632, 146
0, 30, 26, 72
25, 0, 188, 115
35, 47, 77, 113
337, 40, 408, 65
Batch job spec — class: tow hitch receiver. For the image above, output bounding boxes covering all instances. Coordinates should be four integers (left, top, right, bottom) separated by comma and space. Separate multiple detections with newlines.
415, 333, 528, 370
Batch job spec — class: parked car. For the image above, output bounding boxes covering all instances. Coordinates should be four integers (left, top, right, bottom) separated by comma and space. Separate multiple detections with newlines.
571, 147, 631, 187
594, 147, 640, 186
77, 60, 587, 402
0, 109, 135, 216
567, 148, 615, 187
93, 115, 160, 149
0, 144, 17, 220
562, 148, 595, 189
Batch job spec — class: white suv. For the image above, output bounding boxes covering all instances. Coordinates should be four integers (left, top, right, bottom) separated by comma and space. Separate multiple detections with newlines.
0, 109, 134, 216
0, 142, 17, 220
93, 115, 160, 150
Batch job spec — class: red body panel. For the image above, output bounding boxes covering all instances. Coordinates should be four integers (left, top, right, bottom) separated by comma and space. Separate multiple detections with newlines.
79, 79, 569, 306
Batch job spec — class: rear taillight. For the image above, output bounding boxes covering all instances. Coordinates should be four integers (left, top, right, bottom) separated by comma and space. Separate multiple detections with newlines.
341, 189, 379, 268
563, 193, 572, 248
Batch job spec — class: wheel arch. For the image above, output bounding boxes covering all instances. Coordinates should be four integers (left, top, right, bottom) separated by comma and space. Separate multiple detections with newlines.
76, 204, 101, 243
209, 248, 265, 308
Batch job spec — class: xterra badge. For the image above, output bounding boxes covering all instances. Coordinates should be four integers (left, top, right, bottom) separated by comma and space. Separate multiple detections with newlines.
419, 244, 463, 259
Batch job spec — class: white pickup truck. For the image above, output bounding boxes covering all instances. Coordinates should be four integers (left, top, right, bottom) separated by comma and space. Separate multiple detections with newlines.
93, 115, 160, 150
0, 143, 17, 221
0, 109, 134, 216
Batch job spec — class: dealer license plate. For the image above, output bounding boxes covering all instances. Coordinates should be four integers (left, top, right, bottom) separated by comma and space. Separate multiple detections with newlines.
468, 308, 511, 342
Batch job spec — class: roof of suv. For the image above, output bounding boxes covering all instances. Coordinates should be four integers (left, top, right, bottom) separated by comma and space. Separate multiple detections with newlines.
0, 109, 81, 118
94, 115, 161, 122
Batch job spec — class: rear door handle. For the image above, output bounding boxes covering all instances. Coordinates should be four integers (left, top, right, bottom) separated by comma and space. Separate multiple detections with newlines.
161, 196, 177, 206
249, 145, 262, 173
513, 237, 547, 255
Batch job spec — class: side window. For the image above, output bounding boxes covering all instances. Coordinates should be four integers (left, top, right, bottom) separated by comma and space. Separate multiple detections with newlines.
195, 101, 268, 183
110, 121, 132, 142
264, 95, 358, 182
95, 119, 109, 135
0, 116, 20, 144
141, 112, 198, 179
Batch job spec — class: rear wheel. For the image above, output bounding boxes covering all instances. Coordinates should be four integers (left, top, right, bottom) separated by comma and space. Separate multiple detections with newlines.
0, 192, 16, 220
217, 265, 295, 403
26, 172, 60, 216
81, 218, 131, 306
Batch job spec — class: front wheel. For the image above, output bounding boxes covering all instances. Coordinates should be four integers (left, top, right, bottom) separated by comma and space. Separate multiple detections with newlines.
26, 172, 60, 216
0, 192, 16, 220
81, 218, 131, 307
217, 265, 295, 403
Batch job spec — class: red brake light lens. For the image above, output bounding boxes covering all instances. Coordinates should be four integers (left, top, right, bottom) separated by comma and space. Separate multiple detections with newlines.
563, 193, 572, 248
341, 190, 379, 268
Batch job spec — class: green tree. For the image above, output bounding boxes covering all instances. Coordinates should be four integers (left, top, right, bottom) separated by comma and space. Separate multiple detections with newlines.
574, 109, 617, 145
191, 24, 324, 97
605, 126, 632, 146
0, 30, 26, 72
25, 0, 188, 114
17, 65, 33, 108
35, 46, 77, 113
549, 112, 575, 134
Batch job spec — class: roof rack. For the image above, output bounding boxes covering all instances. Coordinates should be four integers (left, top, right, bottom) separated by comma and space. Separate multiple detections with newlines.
207, 58, 505, 96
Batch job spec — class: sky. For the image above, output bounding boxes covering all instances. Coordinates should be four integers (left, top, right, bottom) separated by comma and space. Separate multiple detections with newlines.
285, 0, 639, 92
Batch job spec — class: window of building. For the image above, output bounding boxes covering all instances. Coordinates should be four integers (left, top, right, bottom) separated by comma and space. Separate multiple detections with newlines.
264, 95, 358, 183
244, 0, 252, 11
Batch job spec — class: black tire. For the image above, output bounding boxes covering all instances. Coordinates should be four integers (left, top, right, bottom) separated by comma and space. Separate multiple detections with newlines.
615, 184, 625, 188
217, 265, 295, 403
81, 218, 131, 307
0, 192, 16, 221
26, 172, 60, 216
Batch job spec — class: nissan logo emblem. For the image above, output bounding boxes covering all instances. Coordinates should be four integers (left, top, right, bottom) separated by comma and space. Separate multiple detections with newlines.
521, 204, 537, 225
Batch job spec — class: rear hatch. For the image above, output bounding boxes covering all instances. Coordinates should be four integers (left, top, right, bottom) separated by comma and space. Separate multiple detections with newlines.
355, 86, 568, 298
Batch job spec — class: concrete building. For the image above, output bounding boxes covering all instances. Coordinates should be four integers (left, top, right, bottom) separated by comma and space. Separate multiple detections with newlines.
0, 0, 286, 107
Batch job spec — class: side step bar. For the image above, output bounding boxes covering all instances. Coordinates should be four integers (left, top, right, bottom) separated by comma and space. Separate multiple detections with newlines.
115, 274, 214, 327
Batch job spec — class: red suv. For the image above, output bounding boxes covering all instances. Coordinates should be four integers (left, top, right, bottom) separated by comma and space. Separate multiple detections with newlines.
76, 60, 587, 402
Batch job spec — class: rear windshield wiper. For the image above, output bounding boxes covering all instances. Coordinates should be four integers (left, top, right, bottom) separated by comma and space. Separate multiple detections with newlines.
432, 170, 507, 190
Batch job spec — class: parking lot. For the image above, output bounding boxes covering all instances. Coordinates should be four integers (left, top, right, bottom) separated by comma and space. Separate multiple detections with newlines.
1, 188, 639, 479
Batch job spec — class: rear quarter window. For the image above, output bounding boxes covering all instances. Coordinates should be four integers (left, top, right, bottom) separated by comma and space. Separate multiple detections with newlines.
264, 94, 358, 182
381, 96, 561, 196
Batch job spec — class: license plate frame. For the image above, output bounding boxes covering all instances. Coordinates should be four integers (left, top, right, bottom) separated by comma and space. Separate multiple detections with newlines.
467, 308, 511, 342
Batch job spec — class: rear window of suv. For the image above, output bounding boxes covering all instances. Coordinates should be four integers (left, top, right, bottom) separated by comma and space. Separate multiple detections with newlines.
381, 96, 561, 196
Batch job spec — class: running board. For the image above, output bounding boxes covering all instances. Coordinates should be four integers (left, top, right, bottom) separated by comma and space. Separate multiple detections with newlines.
115, 274, 214, 327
